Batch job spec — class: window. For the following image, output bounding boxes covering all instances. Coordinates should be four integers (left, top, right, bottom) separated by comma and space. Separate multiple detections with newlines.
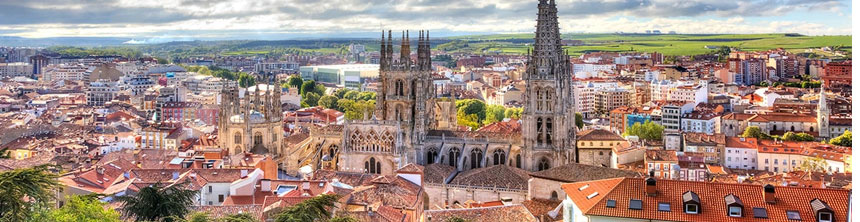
765, 159, 768, 164
448, 148, 460, 167
493, 149, 506, 165
606, 199, 616, 208
538, 158, 551, 171
729, 206, 743, 217
470, 149, 483, 169
427, 149, 438, 164
550, 191, 558, 200
685, 204, 698, 214
753, 208, 768, 218
819, 212, 832, 222
786, 211, 801, 220
658, 203, 671, 212
629, 199, 642, 210
208, 186, 212, 193
218, 195, 224, 202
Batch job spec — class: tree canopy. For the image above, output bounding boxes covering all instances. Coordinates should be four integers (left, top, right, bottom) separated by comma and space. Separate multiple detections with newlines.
30, 195, 121, 222
116, 182, 198, 222
623, 120, 663, 141
829, 130, 851, 147
0, 165, 60, 222
275, 194, 339, 222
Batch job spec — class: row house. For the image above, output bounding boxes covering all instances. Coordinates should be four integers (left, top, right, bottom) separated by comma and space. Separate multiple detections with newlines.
682, 133, 725, 164
645, 150, 679, 179
562, 178, 850, 222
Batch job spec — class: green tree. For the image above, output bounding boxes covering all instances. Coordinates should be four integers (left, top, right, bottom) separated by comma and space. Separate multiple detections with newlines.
334, 88, 351, 99
220, 213, 259, 222
343, 91, 360, 100
238, 73, 256, 88
0, 165, 60, 222
783, 132, 816, 142
622, 121, 664, 141
30, 195, 121, 222
457, 113, 482, 130
741, 126, 767, 139
0, 147, 10, 159
300, 80, 325, 97
483, 105, 506, 125
318, 95, 339, 109
357, 92, 376, 101
275, 194, 339, 222
456, 99, 487, 123
336, 99, 355, 113
288, 75, 304, 88
187, 212, 213, 222
504, 107, 523, 119
302, 92, 321, 108
829, 130, 851, 147
328, 216, 358, 222
445, 217, 469, 222
116, 182, 198, 222
575, 112, 584, 129
795, 157, 828, 174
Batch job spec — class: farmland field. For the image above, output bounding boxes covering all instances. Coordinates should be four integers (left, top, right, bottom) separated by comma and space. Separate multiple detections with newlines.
441, 33, 851, 57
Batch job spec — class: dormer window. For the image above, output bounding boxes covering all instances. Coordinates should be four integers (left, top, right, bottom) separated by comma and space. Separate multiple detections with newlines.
811, 198, 834, 222
682, 191, 700, 214
819, 212, 832, 222
725, 194, 744, 217
685, 204, 699, 214
729, 206, 743, 217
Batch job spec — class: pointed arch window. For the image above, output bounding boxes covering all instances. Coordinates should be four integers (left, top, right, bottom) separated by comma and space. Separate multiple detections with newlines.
366, 157, 380, 174
427, 148, 438, 164
234, 132, 242, 144
537, 118, 544, 145
470, 149, 483, 169
538, 157, 551, 171
546, 118, 553, 144
516, 154, 522, 168
448, 148, 461, 167
493, 149, 506, 165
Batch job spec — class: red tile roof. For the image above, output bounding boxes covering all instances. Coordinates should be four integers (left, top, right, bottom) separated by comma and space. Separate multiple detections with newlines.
562, 177, 850, 222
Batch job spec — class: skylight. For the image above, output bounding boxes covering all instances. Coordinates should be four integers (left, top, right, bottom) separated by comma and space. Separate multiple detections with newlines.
579, 184, 589, 191
606, 200, 616, 208
786, 211, 801, 220
275, 185, 297, 196
658, 203, 671, 212
753, 208, 768, 218
587, 192, 599, 199
629, 199, 642, 210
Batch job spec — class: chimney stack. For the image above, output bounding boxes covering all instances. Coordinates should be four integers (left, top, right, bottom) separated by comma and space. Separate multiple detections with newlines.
763, 184, 776, 204
646, 178, 657, 196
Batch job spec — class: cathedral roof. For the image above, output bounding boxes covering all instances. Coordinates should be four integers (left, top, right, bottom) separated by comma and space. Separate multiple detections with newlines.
530, 163, 641, 183
449, 165, 531, 190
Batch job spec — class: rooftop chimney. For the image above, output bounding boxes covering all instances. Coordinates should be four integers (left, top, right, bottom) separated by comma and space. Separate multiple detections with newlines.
260, 179, 271, 192
763, 184, 776, 204
646, 178, 657, 196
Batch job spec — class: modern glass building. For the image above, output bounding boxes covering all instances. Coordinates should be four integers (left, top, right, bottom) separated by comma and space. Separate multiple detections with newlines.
299, 64, 379, 90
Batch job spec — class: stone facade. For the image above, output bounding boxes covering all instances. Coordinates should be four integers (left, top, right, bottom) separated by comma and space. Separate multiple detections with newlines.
218, 78, 284, 158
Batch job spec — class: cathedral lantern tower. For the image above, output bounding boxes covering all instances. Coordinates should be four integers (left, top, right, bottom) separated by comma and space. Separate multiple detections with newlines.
521, 0, 577, 171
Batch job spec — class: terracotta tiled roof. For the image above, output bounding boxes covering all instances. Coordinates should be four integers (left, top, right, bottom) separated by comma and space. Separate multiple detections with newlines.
192, 205, 263, 221
424, 204, 538, 222
312, 170, 376, 187
477, 119, 522, 134
423, 164, 456, 184
529, 163, 641, 183
726, 137, 758, 149
645, 150, 678, 162
449, 165, 531, 190
578, 129, 625, 141
345, 175, 423, 210
521, 198, 563, 220
562, 178, 850, 222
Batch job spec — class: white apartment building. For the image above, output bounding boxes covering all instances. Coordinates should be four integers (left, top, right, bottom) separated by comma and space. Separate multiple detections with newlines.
0, 62, 33, 77
44, 64, 88, 81
725, 137, 758, 170
573, 63, 615, 79
681, 112, 719, 135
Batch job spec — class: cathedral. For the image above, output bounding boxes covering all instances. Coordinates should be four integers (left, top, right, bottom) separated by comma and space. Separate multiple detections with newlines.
289, 0, 578, 175
218, 75, 284, 157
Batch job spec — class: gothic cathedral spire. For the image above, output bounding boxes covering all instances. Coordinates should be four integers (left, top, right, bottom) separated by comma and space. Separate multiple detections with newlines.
522, 0, 576, 171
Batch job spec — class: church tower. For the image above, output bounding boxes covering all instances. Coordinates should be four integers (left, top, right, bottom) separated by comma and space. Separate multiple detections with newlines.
817, 89, 830, 138
375, 30, 434, 163
521, 0, 577, 171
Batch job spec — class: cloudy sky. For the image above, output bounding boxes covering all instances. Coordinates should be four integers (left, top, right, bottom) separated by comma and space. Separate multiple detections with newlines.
0, 0, 851, 42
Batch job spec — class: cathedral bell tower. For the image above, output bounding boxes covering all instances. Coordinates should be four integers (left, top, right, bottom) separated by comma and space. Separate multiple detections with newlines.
521, 0, 577, 171
376, 29, 434, 164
